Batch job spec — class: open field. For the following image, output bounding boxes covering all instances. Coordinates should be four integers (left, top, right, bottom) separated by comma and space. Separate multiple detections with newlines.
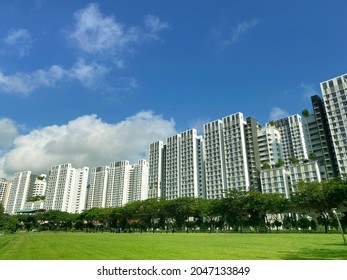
0, 232, 346, 260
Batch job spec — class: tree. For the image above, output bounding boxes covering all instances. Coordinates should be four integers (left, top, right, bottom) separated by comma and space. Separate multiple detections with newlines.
223, 190, 249, 232
291, 178, 347, 233
262, 163, 271, 170
309, 152, 317, 161
302, 109, 310, 118
275, 158, 285, 168
290, 156, 299, 165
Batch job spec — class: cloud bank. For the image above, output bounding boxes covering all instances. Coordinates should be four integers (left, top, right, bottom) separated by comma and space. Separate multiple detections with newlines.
0, 111, 176, 178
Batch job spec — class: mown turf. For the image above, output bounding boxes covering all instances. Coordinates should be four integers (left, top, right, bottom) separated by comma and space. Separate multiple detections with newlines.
0, 232, 346, 260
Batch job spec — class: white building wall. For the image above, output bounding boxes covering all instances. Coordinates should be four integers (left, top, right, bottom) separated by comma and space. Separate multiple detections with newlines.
87, 166, 109, 209
260, 167, 290, 198
128, 159, 149, 203
320, 74, 347, 177
24, 174, 47, 210
0, 178, 11, 209
289, 161, 321, 191
258, 125, 282, 166
148, 141, 164, 198
44, 163, 87, 213
165, 134, 181, 200
271, 114, 308, 167
106, 161, 131, 207
5, 171, 33, 214
222, 113, 250, 192
204, 119, 226, 199
70, 167, 89, 213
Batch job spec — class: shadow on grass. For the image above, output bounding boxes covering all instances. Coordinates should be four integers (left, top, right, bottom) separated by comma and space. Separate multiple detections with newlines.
282, 244, 347, 260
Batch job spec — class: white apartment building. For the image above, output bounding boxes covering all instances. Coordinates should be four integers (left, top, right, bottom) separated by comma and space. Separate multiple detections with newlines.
5, 171, 37, 214
0, 178, 11, 209
165, 133, 181, 199
270, 114, 308, 167
148, 141, 164, 199
223, 113, 250, 191
164, 129, 205, 200
71, 167, 89, 213
258, 124, 282, 167
44, 163, 89, 213
320, 74, 347, 177
87, 166, 109, 209
127, 159, 149, 203
260, 167, 290, 198
289, 161, 321, 191
261, 161, 321, 198
23, 174, 47, 210
204, 112, 250, 199
106, 161, 132, 207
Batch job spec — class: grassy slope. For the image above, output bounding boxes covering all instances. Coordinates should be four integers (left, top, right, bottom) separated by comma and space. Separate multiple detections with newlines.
0, 232, 346, 260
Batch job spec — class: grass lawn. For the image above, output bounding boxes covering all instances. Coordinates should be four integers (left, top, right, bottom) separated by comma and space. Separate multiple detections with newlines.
0, 231, 346, 260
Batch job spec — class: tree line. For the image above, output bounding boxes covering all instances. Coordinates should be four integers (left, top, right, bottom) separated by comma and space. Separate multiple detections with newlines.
1, 178, 346, 234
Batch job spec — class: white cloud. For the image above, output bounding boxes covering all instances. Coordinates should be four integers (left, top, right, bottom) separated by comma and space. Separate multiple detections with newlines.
301, 83, 319, 100
144, 15, 169, 34
0, 111, 176, 178
67, 4, 168, 63
269, 107, 289, 121
0, 60, 109, 95
0, 118, 18, 149
188, 118, 211, 135
219, 18, 259, 48
4, 28, 34, 56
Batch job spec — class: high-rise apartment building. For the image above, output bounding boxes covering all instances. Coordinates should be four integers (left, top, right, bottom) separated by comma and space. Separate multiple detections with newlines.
106, 161, 132, 207
148, 141, 164, 199
260, 167, 290, 198
87, 166, 109, 209
71, 167, 89, 213
148, 129, 205, 200
0, 178, 11, 209
320, 74, 347, 178
5, 171, 37, 214
257, 124, 282, 167
204, 112, 250, 199
127, 159, 149, 203
302, 96, 338, 180
289, 161, 321, 190
164, 129, 204, 200
270, 114, 308, 167
44, 163, 89, 213
245, 117, 262, 191
23, 174, 47, 210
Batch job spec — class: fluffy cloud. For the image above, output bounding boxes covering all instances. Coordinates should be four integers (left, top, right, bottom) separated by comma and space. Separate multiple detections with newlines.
0, 111, 176, 178
269, 107, 289, 121
4, 28, 33, 56
67, 3, 168, 61
301, 83, 319, 100
0, 60, 109, 94
0, 118, 18, 149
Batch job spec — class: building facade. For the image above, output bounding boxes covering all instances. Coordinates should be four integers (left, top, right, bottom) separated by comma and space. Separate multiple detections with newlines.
127, 159, 149, 203
270, 114, 308, 167
147, 141, 164, 199
0, 178, 11, 209
44, 163, 89, 213
106, 161, 132, 207
5, 171, 37, 214
87, 166, 109, 209
320, 74, 347, 178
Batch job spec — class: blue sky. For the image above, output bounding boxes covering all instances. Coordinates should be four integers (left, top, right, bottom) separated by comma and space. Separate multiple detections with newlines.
0, 0, 346, 178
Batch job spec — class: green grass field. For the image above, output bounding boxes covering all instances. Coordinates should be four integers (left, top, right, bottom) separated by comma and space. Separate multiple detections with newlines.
0, 232, 346, 260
